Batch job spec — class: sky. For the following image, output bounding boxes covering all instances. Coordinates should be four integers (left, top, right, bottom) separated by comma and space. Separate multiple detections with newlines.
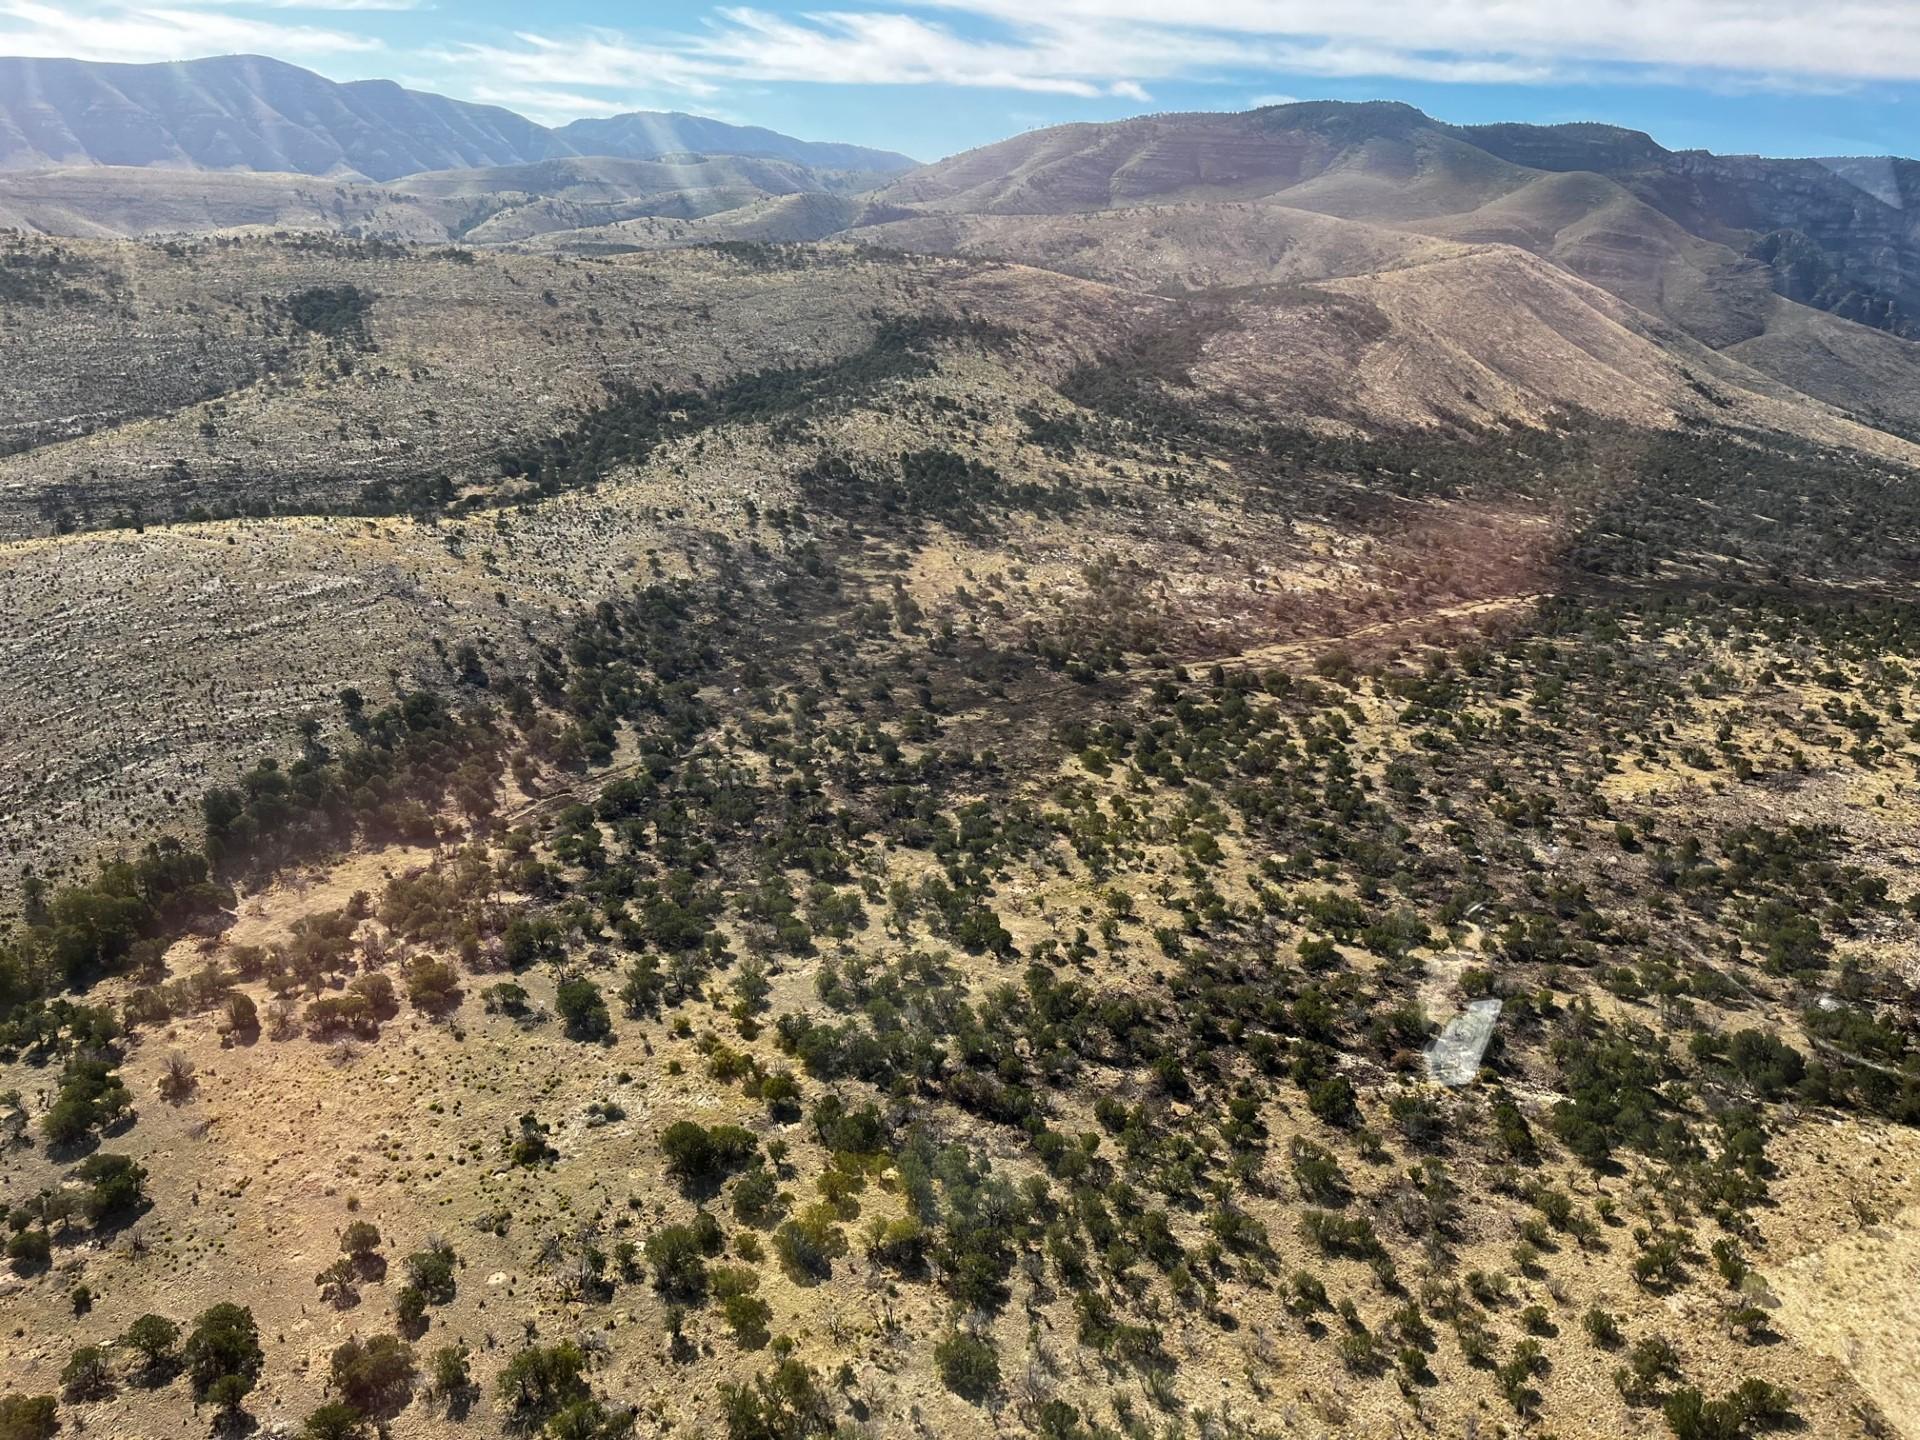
5, 0, 1920, 162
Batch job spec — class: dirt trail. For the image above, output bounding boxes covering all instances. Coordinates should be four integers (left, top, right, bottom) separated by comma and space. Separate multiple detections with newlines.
1209, 591, 1542, 671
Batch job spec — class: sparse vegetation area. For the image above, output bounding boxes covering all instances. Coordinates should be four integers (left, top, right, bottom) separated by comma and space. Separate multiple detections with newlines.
2, 186, 1919, 1440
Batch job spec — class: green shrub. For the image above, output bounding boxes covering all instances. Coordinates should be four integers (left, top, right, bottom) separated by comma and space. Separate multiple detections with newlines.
119, 1313, 180, 1371
933, 1331, 999, 1401
340, 1220, 382, 1259
722, 1292, 772, 1350
183, 1303, 262, 1403
731, 1166, 782, 1227
329, 1334, 416, 1415
75, 1153, 146, 1223
645, 1225, 709, 1300
300, 1402, 369, 1440
0, 1395, 58, 1440
6, 1230, 49, 1271
1583, 1307, 1623, 1349
719, 1358, 832, 1440
59, 1346, 110, 1401
660, 1121, 758, 1187
428, 1343, 473, 1407
404, 957, 462, 1012
773, 1205, 846, 1282
495, 1341, 589, 1428
404, 1240, 457, 1303
555, 977, 612, 1041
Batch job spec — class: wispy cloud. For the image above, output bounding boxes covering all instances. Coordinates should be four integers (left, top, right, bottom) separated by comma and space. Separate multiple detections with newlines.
429, 5, 1558, 122
428, 29, 726, 103
419, 0, 1920, 125
194, 0, 420, 11
14, 0, 1920, 131
677, 8, 1163, 96
435, 11, 1157, 106
908, 0, 1920, 87
0, 0, 384, 62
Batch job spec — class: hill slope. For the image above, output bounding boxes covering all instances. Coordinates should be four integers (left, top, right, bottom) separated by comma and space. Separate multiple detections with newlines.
870, 102, 1920, 345
553, 111, 911, 174
4, 227, 1920, 1440
0, 156, 889, 244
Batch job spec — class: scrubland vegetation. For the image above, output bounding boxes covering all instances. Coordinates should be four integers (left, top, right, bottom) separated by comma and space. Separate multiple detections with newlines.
0, 224, 1918, 1440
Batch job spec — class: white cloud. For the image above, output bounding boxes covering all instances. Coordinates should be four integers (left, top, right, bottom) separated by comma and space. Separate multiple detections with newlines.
681, 8, 1118, 95
429, 29, 728, 101
423, 1, 1920, 128
26, 0, 1911, 131
429, 4, 1561, 122
0, 0, 383, 61
909, 0, 1920, 87
194, 0, 420, 11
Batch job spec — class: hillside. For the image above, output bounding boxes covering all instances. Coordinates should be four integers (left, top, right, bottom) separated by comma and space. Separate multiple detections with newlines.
388, 157, 883, 205
0, 168, 451, 243
396, 158, 887, 248
1, 87, 1920, 1440
865, 102, 1920, 345
552, 113, 911, 175
11, 81, 1920, 455
0, 157, 890, 245
0, 55, 557, 180
840, 103, 1920, 447
850, 202, 1474, 293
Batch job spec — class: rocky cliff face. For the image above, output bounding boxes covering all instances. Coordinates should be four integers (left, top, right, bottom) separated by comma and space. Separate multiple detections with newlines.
1455, 121, 1920, 338
1626, 154, 1920, 337
1449, 120, 1669, 175
1819, 155, 1920, 211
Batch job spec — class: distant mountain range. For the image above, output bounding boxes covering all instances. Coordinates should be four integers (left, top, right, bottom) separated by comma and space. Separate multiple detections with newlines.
0, 54, 917, 181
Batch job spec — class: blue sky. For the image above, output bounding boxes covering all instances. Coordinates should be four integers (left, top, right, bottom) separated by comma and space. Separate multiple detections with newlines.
7, 1, 1920, 162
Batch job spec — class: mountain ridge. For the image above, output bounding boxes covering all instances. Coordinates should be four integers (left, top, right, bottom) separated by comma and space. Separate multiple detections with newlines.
0, 53, 916, 181
864, 101, 1920, 343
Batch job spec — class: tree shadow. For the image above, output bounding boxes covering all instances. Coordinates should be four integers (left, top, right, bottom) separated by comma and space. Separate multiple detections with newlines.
131, 1357, 184, 1390
93, 1199, 155, 1242
45, 1132, 102, 1165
